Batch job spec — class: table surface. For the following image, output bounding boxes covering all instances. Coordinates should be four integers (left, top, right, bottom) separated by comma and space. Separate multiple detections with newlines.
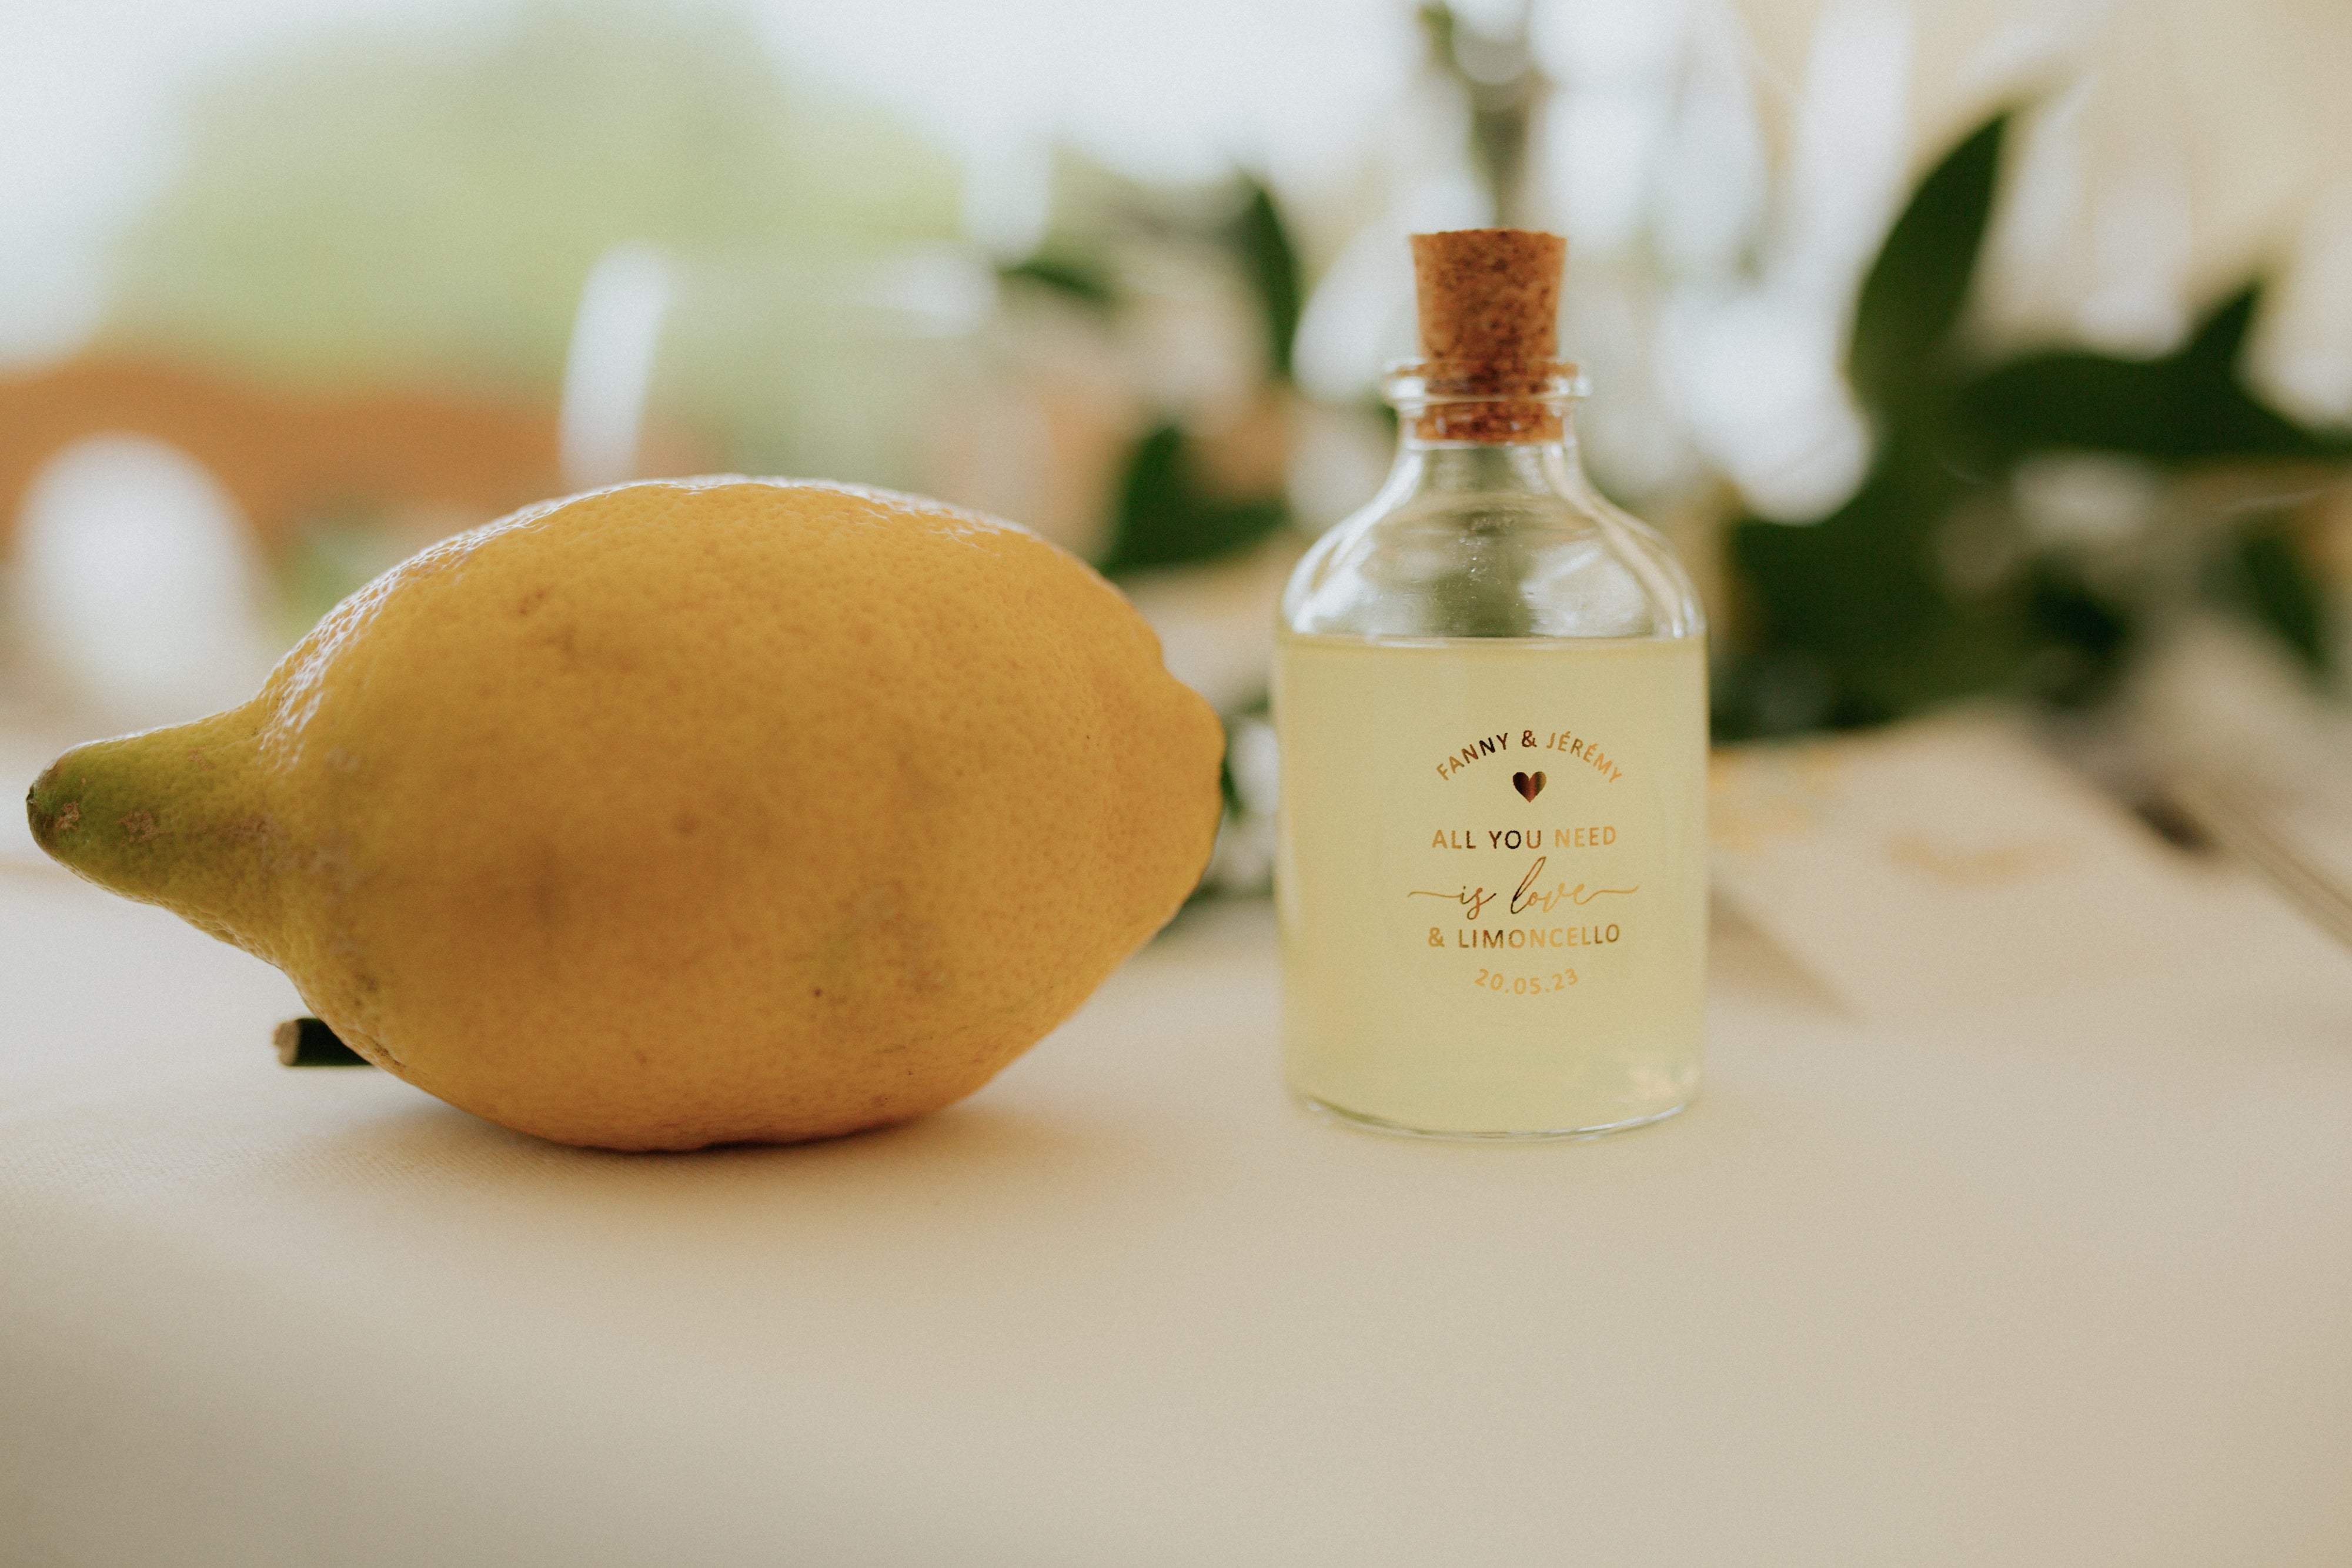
6, 846, 2352, 1567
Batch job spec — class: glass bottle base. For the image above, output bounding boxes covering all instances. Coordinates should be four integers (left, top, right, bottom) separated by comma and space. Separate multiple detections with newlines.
1291, 1091, 1690, 1143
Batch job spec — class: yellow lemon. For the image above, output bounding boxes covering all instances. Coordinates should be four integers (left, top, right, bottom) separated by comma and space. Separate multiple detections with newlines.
27, 479, 1224, 1149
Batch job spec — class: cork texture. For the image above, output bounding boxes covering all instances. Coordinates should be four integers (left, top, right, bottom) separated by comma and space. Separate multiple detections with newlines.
1408, 228, 1568, 442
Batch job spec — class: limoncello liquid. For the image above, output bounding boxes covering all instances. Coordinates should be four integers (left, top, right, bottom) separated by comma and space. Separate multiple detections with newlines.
1274, 632, 1707, 1136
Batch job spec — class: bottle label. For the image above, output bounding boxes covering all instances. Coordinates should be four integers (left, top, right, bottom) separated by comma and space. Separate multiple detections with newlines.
1275, 634, 1708, 1134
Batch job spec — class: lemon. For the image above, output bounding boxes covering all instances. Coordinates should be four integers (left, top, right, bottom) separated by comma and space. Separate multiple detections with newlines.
26, 479, 1224, 1149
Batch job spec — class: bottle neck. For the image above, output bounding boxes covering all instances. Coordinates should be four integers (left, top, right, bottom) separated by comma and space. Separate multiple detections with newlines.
1388, 409, 1587, 501
1378, 362, 1589, 501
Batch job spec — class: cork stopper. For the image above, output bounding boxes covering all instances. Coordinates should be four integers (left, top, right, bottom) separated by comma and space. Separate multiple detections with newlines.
1406, 229, 1570, 442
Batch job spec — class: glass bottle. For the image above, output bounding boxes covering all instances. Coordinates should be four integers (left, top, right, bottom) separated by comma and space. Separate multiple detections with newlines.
1274, 229, 1707, 1139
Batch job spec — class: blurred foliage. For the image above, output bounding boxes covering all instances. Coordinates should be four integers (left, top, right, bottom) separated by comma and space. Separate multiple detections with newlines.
1101, 423, 1289, 575
86, 0, 2352, 753
106, 3, 967, 494
1226, 184, 1306, 386
1071, 0, 1538, 585
997, 255, 1118, 312
1062, 2, 1519, 582
1075, 172, 1307, 579
109, 3, 959, 392
1716, 111, 2352, 738
1418, 3, 1542, 225
2229, 520, 2331, 671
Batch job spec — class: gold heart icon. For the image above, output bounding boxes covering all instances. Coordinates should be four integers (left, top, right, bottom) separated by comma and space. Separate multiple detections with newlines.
1512, 770, 1546, 802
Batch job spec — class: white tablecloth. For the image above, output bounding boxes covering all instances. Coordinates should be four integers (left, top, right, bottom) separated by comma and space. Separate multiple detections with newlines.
6, 857, 2352, 1566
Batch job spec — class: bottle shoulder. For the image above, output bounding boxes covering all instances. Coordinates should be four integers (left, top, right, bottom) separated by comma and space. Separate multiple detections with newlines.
1281, 470, 1703, 641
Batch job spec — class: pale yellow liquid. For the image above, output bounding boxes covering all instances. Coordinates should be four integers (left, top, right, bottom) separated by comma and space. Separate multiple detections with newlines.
1274, 633, 1707, 1136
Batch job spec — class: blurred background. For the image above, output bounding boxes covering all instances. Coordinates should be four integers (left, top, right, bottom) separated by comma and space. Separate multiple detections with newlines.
4, 0, 2351, 895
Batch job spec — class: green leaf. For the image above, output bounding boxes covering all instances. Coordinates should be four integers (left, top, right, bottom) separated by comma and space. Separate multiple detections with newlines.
1849, 113, 2009, 412
1720, 101, 2352, 739
2229, 521, 2332, 677
2016, 558, 2137, 707
1415, 4, 1458, 67
1224, 180, 1304, 383
1725, 443, 1979, 727
1097, 423, 1287, 576
998, 253, 1117, 311
1956, 287, 2352, 467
